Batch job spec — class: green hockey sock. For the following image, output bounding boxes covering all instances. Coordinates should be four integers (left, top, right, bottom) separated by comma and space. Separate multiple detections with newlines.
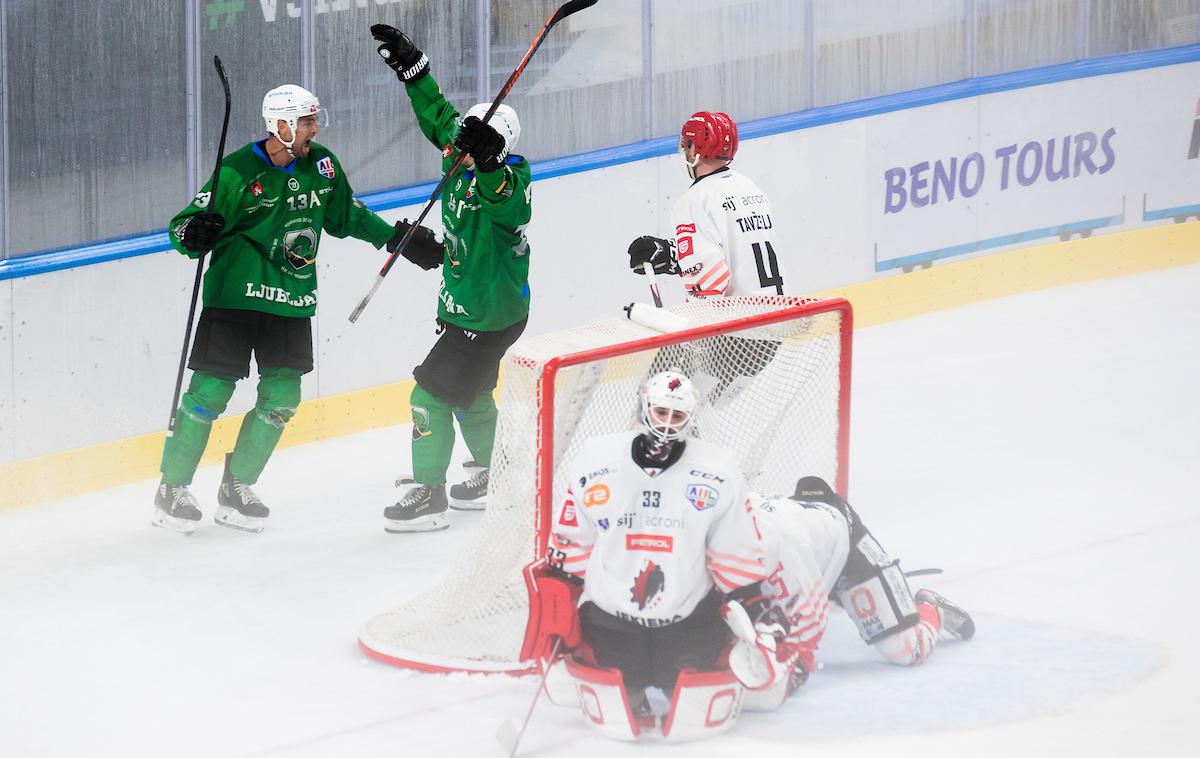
160, 370, 237, 486
456, 390, 498, 468
410, 383, 455, 487
228, 366, 302, 484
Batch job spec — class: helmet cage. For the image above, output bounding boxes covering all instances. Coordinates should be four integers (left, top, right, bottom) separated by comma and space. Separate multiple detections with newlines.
639, 371, 698, 442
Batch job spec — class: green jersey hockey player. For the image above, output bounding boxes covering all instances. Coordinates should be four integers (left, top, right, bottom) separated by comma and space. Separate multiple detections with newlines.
153, 84, 418, 535
370, 24, 533, 533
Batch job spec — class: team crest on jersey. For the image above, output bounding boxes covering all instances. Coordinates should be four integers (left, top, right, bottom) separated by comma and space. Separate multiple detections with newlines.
686, 483, 720, 511
316, 156, 335, 180
249, 181, 263, 197
630, 560, 665, 610
411, 407, 432, 441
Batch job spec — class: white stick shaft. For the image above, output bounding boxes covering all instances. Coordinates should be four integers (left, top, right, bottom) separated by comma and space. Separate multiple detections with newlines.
641, 261, 663, 307
497, 638, 562, 757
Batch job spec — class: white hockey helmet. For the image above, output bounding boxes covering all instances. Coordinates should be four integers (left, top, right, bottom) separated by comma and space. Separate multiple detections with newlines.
262, 84, 324, 155
640, 371, 697, 442
464, 102, 521, 157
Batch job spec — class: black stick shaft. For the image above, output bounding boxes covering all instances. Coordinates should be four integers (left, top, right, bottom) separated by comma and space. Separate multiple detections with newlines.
167, 56, 231, 432
349, 0, 599, 323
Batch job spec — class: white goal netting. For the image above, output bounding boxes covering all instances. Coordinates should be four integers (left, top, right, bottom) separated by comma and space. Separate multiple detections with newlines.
359, 296, 852, 672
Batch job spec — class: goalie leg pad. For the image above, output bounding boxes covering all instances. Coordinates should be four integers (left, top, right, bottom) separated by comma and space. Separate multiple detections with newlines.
835, 558, 920, 645
660, 668, 743, 742
564, 658, 654, 741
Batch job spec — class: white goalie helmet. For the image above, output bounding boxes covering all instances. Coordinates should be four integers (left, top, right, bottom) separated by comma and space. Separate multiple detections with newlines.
464, 102, 521, 157
262, 84, 324, 154
640, 371, 698, 442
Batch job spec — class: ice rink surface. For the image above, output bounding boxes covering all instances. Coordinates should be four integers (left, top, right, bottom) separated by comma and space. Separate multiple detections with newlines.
2, 264, 1198, 757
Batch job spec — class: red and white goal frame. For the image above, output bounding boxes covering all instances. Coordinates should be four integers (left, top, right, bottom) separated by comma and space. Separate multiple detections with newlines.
358, 296, 853, 674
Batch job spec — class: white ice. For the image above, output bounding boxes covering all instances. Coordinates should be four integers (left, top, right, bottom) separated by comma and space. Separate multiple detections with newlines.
2, 264, 1198, 757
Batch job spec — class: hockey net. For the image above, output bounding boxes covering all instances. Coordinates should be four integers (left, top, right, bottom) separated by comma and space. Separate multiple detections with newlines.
359, 295, 853, 673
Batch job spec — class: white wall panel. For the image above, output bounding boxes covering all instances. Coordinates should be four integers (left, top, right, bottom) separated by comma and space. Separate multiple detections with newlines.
6, 60, 1197, 461
0, 282, 14, 463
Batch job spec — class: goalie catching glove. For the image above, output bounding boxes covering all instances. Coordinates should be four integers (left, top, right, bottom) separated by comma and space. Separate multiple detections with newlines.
720, 599, 811, 692
627, 235, 679, 275
386, 219, 442, 270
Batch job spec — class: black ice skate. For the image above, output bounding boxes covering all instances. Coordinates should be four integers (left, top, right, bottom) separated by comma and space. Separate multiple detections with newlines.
214, 454, 270, 534
395, 459, 482, 489
384, 484, 449, 533
152, 481, 203, 535
448, 466, 489, 511
915, 589, 976, 641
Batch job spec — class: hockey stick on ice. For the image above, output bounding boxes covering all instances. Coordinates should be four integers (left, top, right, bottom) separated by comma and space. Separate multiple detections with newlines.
166, 56, 231, 433
496, 637, 562, 757
349, 0, 600, 323
905, 567, 944, 578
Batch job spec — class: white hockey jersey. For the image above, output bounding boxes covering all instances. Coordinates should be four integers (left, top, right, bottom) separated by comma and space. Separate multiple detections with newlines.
753, 493, 941, 667
752, 493, 849, 651
550, 432, 768, 627
669, 167, 788, 299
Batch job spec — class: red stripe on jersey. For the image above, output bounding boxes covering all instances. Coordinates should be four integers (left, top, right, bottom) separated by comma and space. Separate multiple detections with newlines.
694, 261, 729, 290
709, 561, 767, 583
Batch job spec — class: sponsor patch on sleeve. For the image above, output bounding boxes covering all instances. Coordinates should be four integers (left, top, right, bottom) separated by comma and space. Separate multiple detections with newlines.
316, 156, 335, 180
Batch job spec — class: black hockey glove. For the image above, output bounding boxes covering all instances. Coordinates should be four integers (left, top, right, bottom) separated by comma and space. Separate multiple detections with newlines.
180, 212, 225, 253
454, 116, 507, 172
387, 219, 443, 270
370, 24, 429, 82
627, 235, 679, 276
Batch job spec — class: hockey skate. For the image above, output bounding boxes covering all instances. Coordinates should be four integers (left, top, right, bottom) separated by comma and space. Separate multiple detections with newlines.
384, 484, 449, 533
448, 466, 488, 511
214, 454, 270, 534
395, 459, 482, 488
915, 589, 976, 641
151, 481, 202, 535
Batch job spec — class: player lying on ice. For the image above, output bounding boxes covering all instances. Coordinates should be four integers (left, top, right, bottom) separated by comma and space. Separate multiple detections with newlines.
523, 370, 975, 741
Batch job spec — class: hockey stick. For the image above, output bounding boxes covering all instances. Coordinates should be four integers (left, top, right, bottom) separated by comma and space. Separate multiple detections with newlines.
166, 56, 231, 433
349, 0, 599, 323
496, 637, 563, 757
905, 567, 944, 578
642, 261, 663, 307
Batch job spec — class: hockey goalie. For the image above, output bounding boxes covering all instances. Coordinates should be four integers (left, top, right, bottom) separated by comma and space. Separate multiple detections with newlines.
523, 370, 975, 741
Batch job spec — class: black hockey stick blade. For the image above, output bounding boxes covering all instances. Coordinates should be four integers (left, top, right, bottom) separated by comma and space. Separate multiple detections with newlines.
904, 567, 944, 578
348, 0, 599, 323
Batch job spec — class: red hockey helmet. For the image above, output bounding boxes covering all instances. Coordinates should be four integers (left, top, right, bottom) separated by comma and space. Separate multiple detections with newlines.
679, 111, 739, 162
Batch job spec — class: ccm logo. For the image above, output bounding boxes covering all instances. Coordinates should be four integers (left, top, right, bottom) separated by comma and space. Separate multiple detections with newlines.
626, 533, 674, 552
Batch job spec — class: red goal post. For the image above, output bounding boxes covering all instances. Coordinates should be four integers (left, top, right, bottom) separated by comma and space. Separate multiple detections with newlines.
359, 295, 853, 674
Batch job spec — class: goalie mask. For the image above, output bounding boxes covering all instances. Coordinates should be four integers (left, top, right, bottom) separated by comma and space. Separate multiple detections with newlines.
262, 84, 326, 157
640, 371, 697, 442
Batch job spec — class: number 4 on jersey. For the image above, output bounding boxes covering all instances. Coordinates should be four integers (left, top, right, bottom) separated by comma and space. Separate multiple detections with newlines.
751, 241, 784, 294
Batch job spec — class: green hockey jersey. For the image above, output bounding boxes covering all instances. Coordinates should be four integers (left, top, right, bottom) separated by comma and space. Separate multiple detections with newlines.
406, 74, 532, 332
169, 141, 395, 318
